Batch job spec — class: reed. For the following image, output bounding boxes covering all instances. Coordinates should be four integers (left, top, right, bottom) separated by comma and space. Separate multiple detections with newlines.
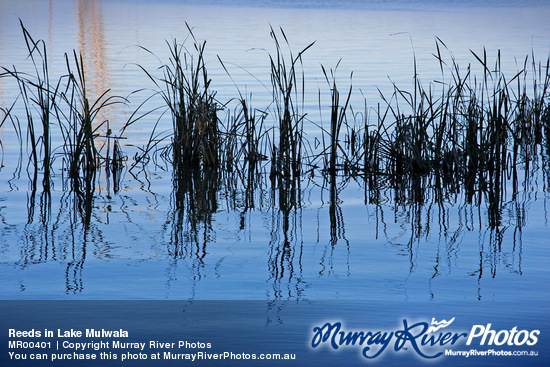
318, 63, 353, 175
0, 100, 22, 168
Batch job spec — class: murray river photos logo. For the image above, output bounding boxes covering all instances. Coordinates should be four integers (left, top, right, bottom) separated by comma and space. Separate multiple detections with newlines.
310, 318, 540, 360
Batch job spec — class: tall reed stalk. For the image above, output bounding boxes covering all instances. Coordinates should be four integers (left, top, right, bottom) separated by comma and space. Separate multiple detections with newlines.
318, 63, 352, 174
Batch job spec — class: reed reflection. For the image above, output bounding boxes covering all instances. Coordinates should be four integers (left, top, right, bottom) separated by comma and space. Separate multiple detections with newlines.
18, 188, 104, 294
167, 165, 218, 283
267, 176, 306, 299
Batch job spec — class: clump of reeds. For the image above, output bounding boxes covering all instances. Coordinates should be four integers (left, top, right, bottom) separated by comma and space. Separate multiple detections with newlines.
372, 41, 550, 183
139, 25, 220, 170
1, 22, 131, 204
218, 96, 269, 172
56, 50, 124, 180
376, 53, 440, 177
268, 27, 315, 180
216, 56, 270, 172
361, 102, 386, 174
1, 21, 56, 187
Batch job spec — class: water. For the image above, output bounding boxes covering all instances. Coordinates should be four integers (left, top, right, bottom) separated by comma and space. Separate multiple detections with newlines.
1, 0, 549, 307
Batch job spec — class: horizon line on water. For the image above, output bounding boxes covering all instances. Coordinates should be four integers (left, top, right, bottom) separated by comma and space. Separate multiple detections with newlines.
108, 0, 550, 11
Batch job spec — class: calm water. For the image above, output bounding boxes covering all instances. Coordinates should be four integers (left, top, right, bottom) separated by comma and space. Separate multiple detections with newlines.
0, 0, 549, 305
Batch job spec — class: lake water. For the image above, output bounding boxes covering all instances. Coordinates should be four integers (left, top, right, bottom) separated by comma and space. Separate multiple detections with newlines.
1, 0, 549, 308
